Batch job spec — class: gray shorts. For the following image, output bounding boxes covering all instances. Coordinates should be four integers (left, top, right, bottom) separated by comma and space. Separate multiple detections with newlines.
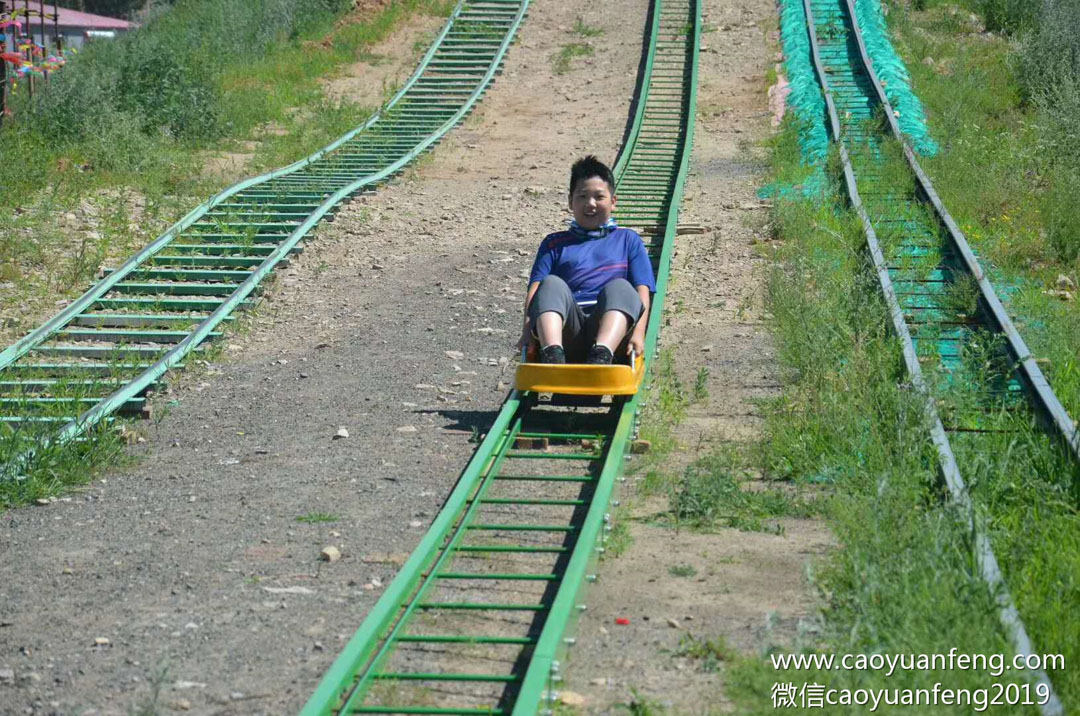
528, 275, 644, 361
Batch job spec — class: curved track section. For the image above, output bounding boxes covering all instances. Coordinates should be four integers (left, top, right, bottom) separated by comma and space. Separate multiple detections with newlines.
301, 0, 699, 713
0, 0, 529, 476
804, 1, 1075, 713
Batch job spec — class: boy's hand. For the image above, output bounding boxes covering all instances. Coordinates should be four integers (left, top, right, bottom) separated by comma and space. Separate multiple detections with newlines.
628, 334, 644, 358
515, 320, 533, 351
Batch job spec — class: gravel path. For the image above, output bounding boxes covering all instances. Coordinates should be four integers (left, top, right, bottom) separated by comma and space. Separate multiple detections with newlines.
0, 0, 648, 713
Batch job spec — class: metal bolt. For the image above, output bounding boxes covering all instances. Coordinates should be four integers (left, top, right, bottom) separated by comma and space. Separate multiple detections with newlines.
564, 637, 576, 645
604, 513, 611, 523
613, 500, 621, 507
596, 546, 606, 553
577, 604, 587, 611
586, 574, 597, 582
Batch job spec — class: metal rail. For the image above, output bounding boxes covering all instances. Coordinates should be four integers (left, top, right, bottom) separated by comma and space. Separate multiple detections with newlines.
0, 0, 530, 477
301, 0, 699, 712
802, 1, 1071, 713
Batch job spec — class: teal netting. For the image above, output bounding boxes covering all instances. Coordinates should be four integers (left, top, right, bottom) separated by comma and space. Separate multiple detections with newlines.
853, 0, 938, 156
760, 0, 830, 199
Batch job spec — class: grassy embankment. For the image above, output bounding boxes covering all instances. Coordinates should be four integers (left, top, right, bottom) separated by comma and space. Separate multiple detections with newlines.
0, 0, 454, 507
717, 1, 1080, 712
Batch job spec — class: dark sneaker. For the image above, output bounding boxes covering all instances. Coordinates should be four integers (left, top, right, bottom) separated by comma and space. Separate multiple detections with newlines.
585, 344, 614, 365
540, 345, 566, 364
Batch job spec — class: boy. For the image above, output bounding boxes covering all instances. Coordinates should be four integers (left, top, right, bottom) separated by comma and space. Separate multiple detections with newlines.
518, 156, 655, 364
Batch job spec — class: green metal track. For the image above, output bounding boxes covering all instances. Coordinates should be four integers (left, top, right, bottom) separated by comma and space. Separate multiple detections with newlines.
301, 0, 699, 713
803, 1, 1076, 714
0, 0, 530, 478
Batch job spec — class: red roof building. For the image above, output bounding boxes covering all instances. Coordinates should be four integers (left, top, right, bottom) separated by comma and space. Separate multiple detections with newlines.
3, 3, 134, 51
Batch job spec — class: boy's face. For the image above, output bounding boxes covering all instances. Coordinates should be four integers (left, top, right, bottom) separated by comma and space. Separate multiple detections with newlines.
569, 176, 616, 230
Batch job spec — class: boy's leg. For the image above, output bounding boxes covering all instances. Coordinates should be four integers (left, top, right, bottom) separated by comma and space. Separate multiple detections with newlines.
586, 279, 644, 358
528, 275, 588, 358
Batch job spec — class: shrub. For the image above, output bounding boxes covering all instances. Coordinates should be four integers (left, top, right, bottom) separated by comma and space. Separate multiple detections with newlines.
18, 0, 351, 143
977, 0, 1038, 33
1042, 167, 1080, 264
1016, 0, 1080, 101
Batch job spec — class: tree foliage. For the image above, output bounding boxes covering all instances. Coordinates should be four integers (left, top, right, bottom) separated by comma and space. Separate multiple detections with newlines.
53, 0, 171, 20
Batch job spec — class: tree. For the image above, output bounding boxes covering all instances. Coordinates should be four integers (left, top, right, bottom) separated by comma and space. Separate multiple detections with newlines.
55, 0, 151, 19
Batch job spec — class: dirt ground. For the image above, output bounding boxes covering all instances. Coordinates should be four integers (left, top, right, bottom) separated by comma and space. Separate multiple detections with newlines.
0, 0, 832, 714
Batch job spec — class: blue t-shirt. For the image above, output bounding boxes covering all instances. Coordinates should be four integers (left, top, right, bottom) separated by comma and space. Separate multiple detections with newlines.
528, 227, 657, 305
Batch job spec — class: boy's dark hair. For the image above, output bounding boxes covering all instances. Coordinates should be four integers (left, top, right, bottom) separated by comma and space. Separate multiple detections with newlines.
569, 155, 615, 195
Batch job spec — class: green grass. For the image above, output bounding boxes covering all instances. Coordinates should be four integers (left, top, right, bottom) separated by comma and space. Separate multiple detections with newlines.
551, 43, 594, 75
601, 518, 632, 559
296, 511, 341, 524
721, 106, 1080, 710
664, 452, 806, 533
573, 17, 604, 38
667, 563, 696, 578
673, 633, 735, 673
617, 690, 666, 716
0, 420, 132, 508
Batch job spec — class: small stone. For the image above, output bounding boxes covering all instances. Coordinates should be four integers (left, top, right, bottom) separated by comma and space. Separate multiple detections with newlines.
372, 263, 384, 270
321, 546, 341, 563
666, 618, 680, 629
589, 677, 607, 686
409, 520, 423, 528
168, 698, 192, 711
263, 586, 316, 595
299, 372, 310, 379
230, 692, 245, 701
396, 425, 418, 433
34, 498, 49, 506
631, 440, 652, 454
445, 350, 465, 360
93, 637, 110, 647
701, 344, 714, 352
1057, 274, 1076, 291
559, 691, 587, 707
0, 668, 13, 683
334, 427, 350, 440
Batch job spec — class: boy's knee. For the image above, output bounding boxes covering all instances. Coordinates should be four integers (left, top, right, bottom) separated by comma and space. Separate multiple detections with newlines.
599, 278, 634, 295
540, 275, 570, 291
